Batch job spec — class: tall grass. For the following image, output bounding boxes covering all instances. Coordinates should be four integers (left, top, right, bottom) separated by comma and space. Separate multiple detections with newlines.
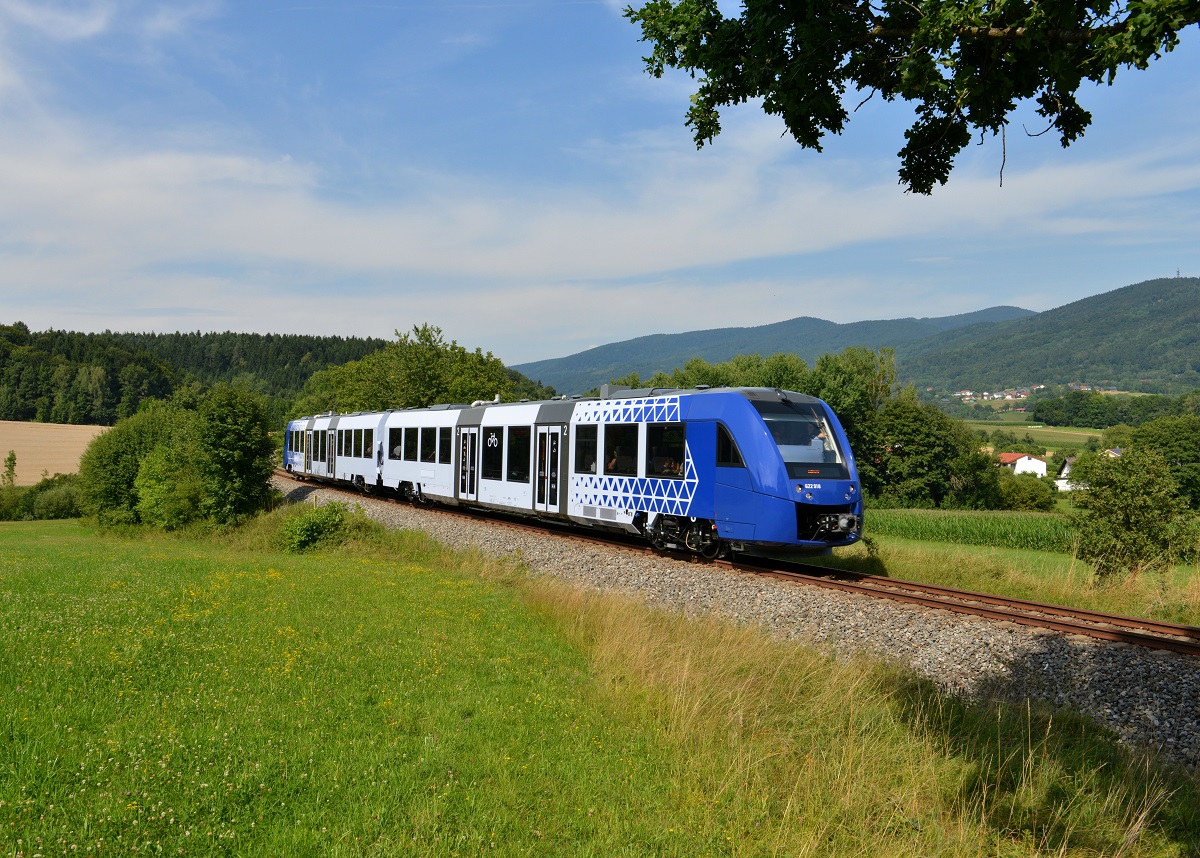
867, 508, 1077, 553
1, 514, 1196, 856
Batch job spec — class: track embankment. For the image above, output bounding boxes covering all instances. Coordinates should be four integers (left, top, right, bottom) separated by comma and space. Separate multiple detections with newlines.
273, 474, 1200, 773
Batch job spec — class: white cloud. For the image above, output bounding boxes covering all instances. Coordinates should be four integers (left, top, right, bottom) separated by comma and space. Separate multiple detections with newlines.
0, 0, 114, 40
139, 1, 220, 39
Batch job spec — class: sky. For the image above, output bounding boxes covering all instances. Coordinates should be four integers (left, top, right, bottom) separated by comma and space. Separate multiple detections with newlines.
0, 1, 1198, 366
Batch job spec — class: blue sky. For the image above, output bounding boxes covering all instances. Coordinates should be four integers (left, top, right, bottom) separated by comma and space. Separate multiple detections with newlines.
1, 1, 1197, 365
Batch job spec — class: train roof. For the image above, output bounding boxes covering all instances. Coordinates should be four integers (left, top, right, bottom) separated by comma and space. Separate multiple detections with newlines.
290, 386, 825, 423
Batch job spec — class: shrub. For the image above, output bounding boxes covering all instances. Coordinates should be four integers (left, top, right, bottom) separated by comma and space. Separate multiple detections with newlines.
77, 403, 178, 525
0, 485, 24, 521
997, 470, 1057, 512
1070, 450, 1198, 582
196, 384, 275, 525
278, 502, 351, 552
76, 385, 274, 529
134, 443, 204, 530
29, 474, 81, 520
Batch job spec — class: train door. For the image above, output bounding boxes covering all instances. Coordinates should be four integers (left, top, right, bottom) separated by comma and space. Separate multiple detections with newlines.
534, 426, 562, 513
459, 427, 478, 502
304, 430, 312, 473
327, 429, 336, 474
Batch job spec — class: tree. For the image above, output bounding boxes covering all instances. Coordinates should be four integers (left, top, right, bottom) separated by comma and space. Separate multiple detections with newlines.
1069, 450, 1196, 581
330, 324, 512, 412
1131, 414, 1200, 508
195, 385, 276, 525
872, 388, 990, 506
134, 416, 205, 530
77, 386, 275, 528
77, 403, 178, 525
2, 450, 14, 488
625, 0, 1198, 193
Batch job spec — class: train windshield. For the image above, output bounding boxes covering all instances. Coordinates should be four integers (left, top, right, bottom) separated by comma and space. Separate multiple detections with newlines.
752, 400, 849, 479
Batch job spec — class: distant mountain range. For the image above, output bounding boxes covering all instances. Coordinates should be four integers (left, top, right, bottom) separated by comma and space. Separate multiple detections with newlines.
514, 277, 1200, 395
514, 307, 1036, 394
895, 277, 1200, 393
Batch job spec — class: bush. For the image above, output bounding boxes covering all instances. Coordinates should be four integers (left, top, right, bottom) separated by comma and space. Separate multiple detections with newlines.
197, 384, 275, 525
77, 403, 178, 525
277, 502, 351, 552
997, 470, 1057, 512
1070, 450, 1197, 582
29, 474, 81, 520
76, 385, 275, 529
0, 485, 24, 521
134, 442, 204, 530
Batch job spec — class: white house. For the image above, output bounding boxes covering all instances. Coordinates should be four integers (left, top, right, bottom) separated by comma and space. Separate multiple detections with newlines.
997, 452, 1048, 478
1055, 457, 1079, 491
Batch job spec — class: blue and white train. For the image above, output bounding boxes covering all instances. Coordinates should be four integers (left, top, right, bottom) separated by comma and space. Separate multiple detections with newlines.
283, 386, 862, 556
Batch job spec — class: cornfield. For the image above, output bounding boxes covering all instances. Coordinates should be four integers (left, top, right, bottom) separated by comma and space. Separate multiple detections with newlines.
865, 508, 1076, 554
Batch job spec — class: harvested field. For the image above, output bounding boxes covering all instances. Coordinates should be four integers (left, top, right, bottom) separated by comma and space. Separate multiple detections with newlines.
0, 420, 107, 485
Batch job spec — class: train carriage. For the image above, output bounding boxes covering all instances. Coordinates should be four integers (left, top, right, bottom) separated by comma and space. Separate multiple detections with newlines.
284, 386, 862, 555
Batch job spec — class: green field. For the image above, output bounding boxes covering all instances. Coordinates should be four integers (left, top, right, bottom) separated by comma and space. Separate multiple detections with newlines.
2, 517, 1198, 856
963, 418, 1101, 456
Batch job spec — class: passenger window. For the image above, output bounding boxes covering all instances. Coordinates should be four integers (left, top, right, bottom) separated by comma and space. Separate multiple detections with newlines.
506, 426, 531, 482
420, 428, 437, 463
353, 429, 363, 458
647, 423, 685, 479
439, 427, 452, 464
717, 424, 745, 468
389, 428, 402, 460
603, 424, 639, 476
481, 428, 503, 480
574, 425, 597, 474
365, 429, 374, 459
403, 427, 418, 461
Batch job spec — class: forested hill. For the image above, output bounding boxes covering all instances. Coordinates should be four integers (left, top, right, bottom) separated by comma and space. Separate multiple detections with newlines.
895, 277, 1200, 393
514, 306, 1034, 394
0, 323, 386, 425
112, 331, 388, 396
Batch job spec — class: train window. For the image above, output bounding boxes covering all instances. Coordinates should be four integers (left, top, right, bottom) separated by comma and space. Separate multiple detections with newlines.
318, 431, 326, 462
420, 428, 437, 463
506, 426, 531, 482
753, 400, 847, 479
439, 427, 452, 464
647, 423, 685, 479
603, 424, 639, 476
388, 428, 402, 460
403, 427, 418, 461
481, 427, 503, 480
341, 430, 348, 457
717, 424, 745, 468
353, 428, 363, 458
365, 429, 374, 459
574, 425, 597, 474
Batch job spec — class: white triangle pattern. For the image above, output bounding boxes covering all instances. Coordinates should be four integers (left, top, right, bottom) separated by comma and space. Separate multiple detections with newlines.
574, 396, 681, 425
571, 396, 696, 516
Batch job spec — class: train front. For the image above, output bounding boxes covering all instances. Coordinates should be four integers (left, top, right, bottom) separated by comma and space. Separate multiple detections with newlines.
718, 389, 863, 552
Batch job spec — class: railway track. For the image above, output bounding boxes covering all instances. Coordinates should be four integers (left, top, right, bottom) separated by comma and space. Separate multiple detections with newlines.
277, 470, 1200, 659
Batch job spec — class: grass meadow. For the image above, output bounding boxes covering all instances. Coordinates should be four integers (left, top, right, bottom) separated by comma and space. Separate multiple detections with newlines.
963, 419, 1100, 457
2, 513, 1199, 856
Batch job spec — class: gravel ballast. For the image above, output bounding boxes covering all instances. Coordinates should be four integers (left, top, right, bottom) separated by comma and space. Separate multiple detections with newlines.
275, 477, 1200, 773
